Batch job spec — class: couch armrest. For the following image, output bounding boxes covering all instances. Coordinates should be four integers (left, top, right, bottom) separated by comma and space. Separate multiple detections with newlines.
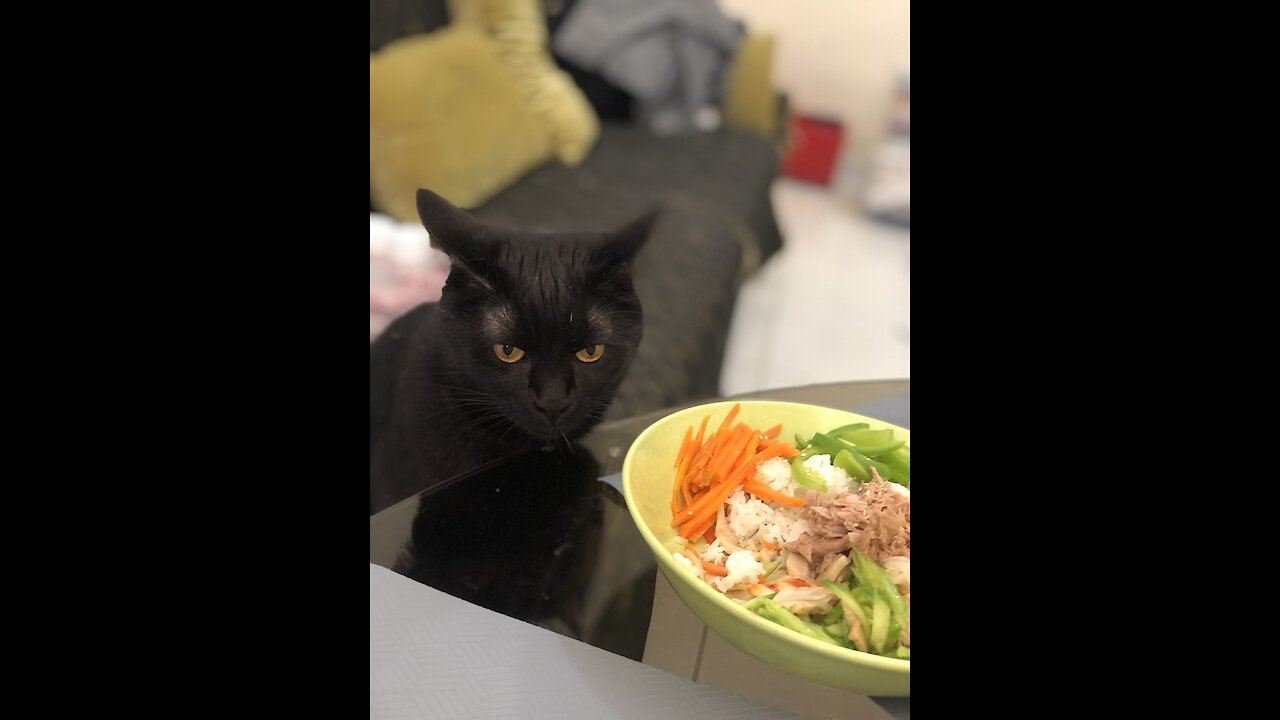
722, 33, 780, 139
773, 92, 791, 154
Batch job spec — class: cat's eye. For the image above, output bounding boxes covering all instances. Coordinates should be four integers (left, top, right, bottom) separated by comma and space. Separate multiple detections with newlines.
576, 344, 605, 363
493, 344, 525, 363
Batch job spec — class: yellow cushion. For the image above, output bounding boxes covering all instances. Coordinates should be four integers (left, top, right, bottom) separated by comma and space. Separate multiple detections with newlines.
369, 25, 554, 219
723, 33, 779, 138
448, 0, 599, 165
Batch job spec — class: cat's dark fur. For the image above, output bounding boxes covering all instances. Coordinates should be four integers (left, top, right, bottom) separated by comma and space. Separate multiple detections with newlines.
370, 189, 656, 514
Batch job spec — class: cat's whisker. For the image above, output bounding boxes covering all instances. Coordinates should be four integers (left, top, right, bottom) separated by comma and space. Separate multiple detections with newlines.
494, 420, 521, 444
455, 408, 509, 429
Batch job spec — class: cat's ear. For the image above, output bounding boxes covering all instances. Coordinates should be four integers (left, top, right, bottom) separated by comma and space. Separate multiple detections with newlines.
416, 188, 484, 258
416, 188, 495, 287
601, 208, 659, 266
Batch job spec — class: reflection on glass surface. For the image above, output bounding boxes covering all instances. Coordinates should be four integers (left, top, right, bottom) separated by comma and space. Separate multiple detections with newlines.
390, 442, 658, 661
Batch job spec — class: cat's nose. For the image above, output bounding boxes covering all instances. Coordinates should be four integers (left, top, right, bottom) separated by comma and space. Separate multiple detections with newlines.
534, 398, 571, 424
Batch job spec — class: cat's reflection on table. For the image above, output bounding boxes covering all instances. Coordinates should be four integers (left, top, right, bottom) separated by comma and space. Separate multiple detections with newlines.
392, 442, 657, 660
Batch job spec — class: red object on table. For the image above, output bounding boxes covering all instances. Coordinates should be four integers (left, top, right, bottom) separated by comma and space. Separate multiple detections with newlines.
781, 115, 845, 185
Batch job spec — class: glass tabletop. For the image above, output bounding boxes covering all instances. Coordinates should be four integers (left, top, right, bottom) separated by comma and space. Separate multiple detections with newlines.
369, 379, 909, 665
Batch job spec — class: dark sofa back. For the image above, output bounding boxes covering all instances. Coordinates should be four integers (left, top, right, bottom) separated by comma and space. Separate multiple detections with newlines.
370, 0, 450, 52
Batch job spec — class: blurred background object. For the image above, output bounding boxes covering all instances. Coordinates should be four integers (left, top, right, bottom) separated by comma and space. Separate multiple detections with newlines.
369, 214, 451, 340
720, 0, 911, 187
370, 0, 909, 402
862, 73, 910, 227
782, 115, 844, 186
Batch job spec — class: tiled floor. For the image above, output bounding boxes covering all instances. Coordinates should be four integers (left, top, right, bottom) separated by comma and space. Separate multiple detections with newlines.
720, 178, 911, 395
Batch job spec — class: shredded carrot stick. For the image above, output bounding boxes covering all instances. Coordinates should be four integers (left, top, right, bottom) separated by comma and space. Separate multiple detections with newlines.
672, 425, 700, 513
701, 560, 728, 576
673, 486, 728, 528
678, 440, 700, 492
672, 476, 732, 526
708, 439, 790, 513
715, 402, 741, 438
674, 425, 693, 469
783, 578, 810, 587
672, 449, 690, 514
760, 539, 779, 551
680, 478, 740, 538
744, 481, 805, 507
670, 409, 804, 539
693, 414, 709, 450
758, 438, 800, 458
707, 426, 733, 460
690, 441, 715, 468
755, 443, 798, 465
681, 511, 716, 541
708, 423, 755, 486
687, 442, 717, 489
729, 430, 760, 476
702, 423, 749, 486
673, 412, 729, 512
682, 546, 705, 573
694, 430, 736, 489
682, 453, 759, 538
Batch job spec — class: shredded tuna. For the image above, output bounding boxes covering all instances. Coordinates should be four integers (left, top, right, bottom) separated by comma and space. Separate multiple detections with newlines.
785, 475, 910, 565
788, 534, 853, 564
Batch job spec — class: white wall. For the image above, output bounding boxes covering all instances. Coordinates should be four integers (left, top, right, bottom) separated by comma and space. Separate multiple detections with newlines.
722, 0, 910, 167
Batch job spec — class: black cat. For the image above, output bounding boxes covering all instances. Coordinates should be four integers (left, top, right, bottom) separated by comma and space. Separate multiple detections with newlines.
370, 189, 656, 514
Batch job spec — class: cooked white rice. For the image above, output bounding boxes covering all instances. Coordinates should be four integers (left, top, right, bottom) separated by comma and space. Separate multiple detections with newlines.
721, 459, 817, 548
699, 537, 727, 563
672, 552, 697, 574
801, 454, 856, 498
711, 550, 765, 592
756, 457, 793, 493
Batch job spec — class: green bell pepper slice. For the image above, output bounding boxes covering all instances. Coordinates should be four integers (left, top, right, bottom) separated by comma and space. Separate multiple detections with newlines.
852, 551, 910, 633
757, 598, 842, 646
821, 579, 871, 629
881, 450, 910, 486
741, 594, 776, 612
826, 422, 870, 439
823, 604, 844, 625
813, 433, 896, 481
807, 432, 845, 457
840, 428, 905, 457
833, 449, 871, 482
790, 456, 826, 491
870, 595, 890, 654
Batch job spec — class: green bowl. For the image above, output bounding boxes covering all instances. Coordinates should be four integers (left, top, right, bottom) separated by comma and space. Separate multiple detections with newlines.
622, 400, 911, 697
